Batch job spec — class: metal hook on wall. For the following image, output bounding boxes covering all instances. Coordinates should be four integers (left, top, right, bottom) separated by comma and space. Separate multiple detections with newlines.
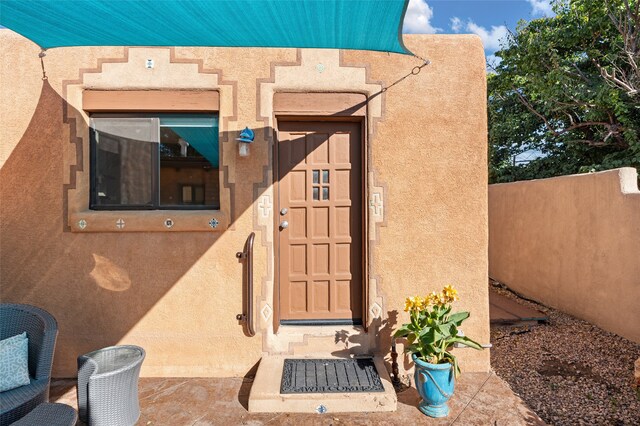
39, 49, 48, 80
381, 53, 431, 93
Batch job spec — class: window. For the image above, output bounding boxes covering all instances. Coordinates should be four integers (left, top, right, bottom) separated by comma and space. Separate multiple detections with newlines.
90, 114, 220, 210
312, 169, 330, 201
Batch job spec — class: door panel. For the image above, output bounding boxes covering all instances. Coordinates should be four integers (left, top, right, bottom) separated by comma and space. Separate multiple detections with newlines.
278, 121, 362, 322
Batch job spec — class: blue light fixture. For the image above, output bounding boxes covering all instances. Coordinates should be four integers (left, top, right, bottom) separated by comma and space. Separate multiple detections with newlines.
236, 127, 255, 157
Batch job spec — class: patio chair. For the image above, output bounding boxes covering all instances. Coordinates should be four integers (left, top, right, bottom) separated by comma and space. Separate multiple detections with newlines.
77, 345, 145, 426
0, 303, 58, 425
10, 403, 77, 426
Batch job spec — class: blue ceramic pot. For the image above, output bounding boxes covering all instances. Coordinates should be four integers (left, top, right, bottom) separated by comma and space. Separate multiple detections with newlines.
412, 353, 455, 417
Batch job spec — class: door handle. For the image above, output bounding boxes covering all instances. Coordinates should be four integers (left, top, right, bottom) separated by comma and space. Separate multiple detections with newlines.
280, 208, 288, 216
280, 221, 289, 229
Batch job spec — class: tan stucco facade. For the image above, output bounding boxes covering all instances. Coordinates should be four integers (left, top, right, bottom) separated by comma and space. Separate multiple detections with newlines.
1, 30, 489, 377
489, 168, 640, 343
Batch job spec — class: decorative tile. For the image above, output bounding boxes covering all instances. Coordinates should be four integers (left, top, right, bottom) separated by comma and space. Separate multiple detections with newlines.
164, 218, 174, 229
316, 63, 325, 73
367, 175, 385, 242
369, 193, 383, 216
77, 219, 87, 230
261, 303, 273, 321
116, 218, 125, 230
370, 302, 382, 319
208, 218, 219, 229
258, 195, 272, 218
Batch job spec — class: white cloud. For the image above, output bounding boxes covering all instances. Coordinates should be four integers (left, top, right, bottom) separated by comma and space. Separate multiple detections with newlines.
445, 17, 510, 70
486, 54, 503, 73
528, 0, 554, 17
446, 17, 509, 51
402, 0, 441, 34
465, 21, 509, 51
450, 17, 462, 33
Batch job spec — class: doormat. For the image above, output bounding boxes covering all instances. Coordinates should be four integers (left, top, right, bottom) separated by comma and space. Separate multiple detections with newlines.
280, 358, 385, 394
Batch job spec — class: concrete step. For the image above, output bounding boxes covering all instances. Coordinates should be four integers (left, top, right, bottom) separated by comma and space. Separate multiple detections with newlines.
248, 355, 397, 413
268, 324, 373, 356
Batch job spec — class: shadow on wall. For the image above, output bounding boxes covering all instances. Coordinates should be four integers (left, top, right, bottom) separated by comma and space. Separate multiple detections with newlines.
0, 81, 273, 376
0, 81, 379, 376
331, 311, 400, 366
0, 81, 384, 377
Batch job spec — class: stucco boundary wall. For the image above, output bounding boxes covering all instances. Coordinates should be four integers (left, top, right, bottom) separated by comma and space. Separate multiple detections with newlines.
489, 168, 640, 343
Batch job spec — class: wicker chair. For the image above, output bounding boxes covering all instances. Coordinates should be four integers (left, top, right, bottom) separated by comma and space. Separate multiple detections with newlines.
77, 345, 145, 426
0, 303, 58, 425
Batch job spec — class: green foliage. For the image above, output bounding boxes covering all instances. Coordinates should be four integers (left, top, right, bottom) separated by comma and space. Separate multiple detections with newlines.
394, 289, 482, 377
489, 0, 640, 183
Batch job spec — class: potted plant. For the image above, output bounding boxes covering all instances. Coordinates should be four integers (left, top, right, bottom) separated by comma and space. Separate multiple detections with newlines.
393, 285, 483, 417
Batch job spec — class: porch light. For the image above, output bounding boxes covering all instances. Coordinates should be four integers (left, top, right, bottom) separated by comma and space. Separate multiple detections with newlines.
236, 127, 255, 157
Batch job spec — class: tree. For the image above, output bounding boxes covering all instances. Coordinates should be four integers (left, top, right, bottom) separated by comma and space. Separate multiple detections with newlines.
488, 0, 640, 183
597, 0, 639, 97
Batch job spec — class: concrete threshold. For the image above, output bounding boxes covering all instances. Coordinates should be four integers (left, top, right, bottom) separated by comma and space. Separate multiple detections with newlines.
248, 355, 397, 413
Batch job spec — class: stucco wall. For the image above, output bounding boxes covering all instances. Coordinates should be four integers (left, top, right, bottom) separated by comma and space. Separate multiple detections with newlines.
489, 168, 640, 343
1, 30, 489, 377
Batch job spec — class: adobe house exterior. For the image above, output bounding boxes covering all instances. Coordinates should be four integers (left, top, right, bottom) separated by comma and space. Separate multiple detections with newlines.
0, 30, 489, 380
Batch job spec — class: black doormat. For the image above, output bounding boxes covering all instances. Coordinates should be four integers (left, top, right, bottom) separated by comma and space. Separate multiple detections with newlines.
280, 358, 385, 394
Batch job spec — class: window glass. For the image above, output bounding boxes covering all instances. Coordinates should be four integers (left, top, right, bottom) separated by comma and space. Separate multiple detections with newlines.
91, 118, 157, 207
159, 115, 219, 208
90, 114, 220, 210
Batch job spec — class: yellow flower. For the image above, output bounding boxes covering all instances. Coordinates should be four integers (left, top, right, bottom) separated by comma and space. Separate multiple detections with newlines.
404, 287, 460, 312
443, 284, 459, 303
405, 296, 431, 312
427, 291, 441, 306
404, 297, 413, 312
419, 296, 430, 309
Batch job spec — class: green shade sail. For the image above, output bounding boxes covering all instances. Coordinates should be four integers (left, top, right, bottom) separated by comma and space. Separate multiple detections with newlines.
0, 0, 410, 54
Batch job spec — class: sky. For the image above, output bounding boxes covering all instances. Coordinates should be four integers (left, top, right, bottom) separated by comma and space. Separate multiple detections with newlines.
402, 0, 555, 64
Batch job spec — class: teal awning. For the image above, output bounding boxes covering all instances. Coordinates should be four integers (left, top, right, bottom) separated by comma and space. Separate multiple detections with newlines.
0, 0, 410, 54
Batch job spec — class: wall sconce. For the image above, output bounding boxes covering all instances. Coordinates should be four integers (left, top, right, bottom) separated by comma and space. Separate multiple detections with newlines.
236, 127, 254, 157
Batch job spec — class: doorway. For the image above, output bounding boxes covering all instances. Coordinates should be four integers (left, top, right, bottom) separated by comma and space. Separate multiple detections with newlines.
276, 121, 363, 325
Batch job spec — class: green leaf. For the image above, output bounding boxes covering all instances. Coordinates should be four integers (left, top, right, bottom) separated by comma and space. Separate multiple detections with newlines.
419, 327, 442, 344
448, 311, 470, 326
393, 328, 410, 338
442, 322, 458, 338
442, 304, 452, 316
450, 336, 484, 351
417, 326, 432, 338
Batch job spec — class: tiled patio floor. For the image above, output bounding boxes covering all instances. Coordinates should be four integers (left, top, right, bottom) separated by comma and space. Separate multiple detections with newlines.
50, 372, 545, 425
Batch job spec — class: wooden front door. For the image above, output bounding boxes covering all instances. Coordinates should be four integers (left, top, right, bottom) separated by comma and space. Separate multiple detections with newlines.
277, 121, 362, 324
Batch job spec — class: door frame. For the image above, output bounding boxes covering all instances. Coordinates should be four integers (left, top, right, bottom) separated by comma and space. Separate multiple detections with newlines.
272, 115, 368, 332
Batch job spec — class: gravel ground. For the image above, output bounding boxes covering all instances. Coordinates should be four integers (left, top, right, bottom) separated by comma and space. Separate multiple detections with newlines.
489, 281, 640, 426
